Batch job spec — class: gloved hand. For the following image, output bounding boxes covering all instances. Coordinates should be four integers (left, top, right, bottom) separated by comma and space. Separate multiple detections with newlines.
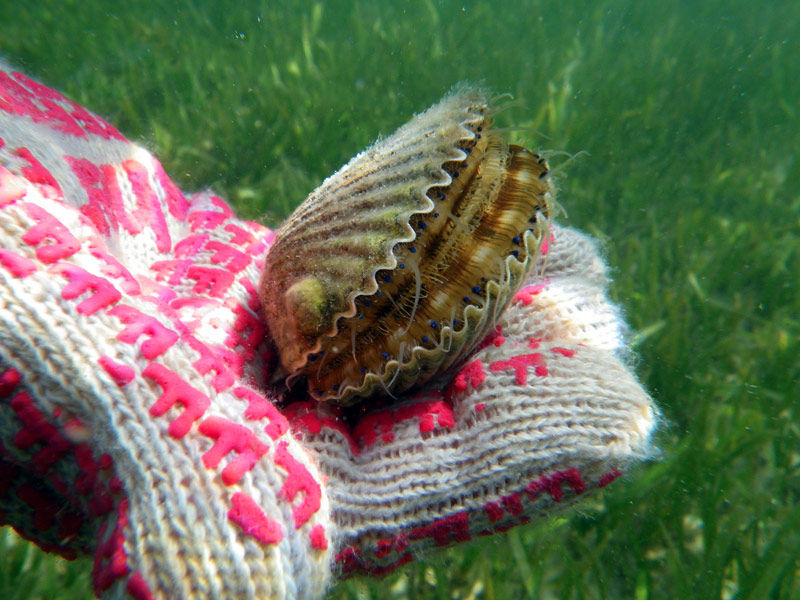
0, 65, 657, 599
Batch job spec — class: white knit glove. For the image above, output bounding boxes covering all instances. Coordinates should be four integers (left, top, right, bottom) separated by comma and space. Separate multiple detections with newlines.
0, 66, 656, 598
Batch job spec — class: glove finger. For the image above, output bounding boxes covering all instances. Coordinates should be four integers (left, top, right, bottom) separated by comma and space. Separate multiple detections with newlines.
287, 229, 656, 576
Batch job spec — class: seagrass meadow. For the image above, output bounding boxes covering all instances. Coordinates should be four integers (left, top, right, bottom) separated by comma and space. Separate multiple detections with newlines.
1, 0, 798, 598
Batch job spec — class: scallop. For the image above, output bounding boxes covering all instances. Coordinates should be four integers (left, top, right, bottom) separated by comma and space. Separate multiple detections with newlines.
260, 86, 556, 405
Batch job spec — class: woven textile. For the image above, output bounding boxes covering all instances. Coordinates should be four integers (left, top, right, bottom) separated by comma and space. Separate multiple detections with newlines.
0, 65, 657, 599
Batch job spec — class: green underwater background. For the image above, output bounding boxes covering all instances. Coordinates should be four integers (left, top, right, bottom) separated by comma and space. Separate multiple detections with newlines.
1, 0, 798, 598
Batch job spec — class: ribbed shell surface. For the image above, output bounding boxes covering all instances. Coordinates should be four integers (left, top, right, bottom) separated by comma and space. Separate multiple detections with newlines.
261, 86, 555, 404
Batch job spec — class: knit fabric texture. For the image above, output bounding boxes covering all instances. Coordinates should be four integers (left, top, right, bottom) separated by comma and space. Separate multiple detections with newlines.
0, 65, 657, 599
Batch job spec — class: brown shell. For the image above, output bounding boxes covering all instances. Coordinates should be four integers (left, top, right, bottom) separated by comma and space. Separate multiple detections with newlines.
260, 86, 556, 404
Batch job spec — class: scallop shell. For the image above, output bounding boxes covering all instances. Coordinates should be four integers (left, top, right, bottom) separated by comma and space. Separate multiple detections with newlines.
261, 86, 556, 405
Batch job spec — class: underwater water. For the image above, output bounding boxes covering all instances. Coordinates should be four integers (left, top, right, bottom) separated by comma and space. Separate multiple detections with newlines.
0, 0, 798, 598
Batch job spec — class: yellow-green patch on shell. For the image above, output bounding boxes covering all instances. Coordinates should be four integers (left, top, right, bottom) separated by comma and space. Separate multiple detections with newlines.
261, 86, 556, 404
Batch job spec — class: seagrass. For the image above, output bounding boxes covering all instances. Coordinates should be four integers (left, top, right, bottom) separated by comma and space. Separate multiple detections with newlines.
261, 86, 556, 404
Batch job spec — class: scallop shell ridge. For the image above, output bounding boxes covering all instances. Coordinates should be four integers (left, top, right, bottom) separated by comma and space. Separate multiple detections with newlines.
262, 89, 492, 367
